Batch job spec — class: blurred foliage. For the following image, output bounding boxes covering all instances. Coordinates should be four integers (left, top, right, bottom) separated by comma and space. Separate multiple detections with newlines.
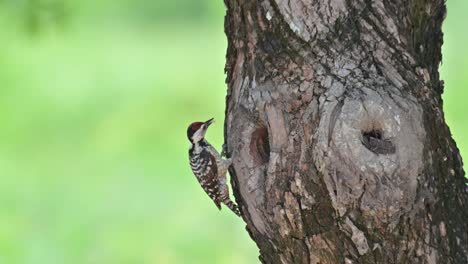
1, 0, 222, 33
0, 0, 68, 34
0, 0, 466, 263
25, 0, 68, 34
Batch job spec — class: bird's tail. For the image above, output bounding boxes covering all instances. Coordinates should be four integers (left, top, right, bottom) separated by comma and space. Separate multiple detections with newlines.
218, 183, 241, 217
223, 198, 241, 217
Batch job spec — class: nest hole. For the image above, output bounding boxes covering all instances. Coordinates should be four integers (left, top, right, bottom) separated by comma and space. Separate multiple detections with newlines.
250, 126, 270, 165
363, 129, 383, 140
361, 128, 396, 155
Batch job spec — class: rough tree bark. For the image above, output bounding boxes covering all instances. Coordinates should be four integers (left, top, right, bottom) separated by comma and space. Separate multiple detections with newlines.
223, 0, 468, 263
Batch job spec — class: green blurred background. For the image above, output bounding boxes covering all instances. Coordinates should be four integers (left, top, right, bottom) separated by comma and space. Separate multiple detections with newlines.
0, 1, 465, 263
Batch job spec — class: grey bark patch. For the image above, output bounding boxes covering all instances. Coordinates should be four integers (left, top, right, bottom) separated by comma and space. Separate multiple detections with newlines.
315, 88, 425, 225
228, 111, 269, 236
344, 217, 370, 255
328, 99, 344, 144
273, 0, 347, 41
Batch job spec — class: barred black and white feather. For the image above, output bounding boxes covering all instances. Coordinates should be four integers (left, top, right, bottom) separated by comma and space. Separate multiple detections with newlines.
188, 140, 241, 217
189, 143, 222, 209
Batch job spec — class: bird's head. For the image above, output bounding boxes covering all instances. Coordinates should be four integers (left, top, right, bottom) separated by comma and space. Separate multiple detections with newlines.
187, 118, 215, 143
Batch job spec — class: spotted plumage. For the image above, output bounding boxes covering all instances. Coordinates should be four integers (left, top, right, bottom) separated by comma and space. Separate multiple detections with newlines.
187, 118, 241, 217
189, 144, 221, 208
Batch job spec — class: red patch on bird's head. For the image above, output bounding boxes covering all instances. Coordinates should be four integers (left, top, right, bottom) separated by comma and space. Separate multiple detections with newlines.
189, 122, 203, 131
187, 122, 204, 141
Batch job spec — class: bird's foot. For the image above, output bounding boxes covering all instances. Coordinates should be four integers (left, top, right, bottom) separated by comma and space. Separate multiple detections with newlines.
221, 143, 229, 158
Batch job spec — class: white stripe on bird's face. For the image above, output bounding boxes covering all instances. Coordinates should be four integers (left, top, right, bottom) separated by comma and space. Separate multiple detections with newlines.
191, 124, 207, 143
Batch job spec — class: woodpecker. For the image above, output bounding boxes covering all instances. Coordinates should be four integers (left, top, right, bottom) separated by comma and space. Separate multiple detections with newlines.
187, 118, 241, 217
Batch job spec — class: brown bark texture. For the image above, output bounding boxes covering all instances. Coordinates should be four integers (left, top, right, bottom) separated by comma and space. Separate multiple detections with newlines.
223, 0, 468, 263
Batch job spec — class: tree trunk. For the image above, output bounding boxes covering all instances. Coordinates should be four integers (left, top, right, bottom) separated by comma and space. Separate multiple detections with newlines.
223, 0, 468, 263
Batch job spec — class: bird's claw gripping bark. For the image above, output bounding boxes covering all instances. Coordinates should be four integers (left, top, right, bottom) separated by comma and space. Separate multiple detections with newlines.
221, 143, 229, 158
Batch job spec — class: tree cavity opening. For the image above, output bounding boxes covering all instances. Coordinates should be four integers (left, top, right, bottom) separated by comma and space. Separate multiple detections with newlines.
361, 128, 396, 155
363, 129, 383, 141
250, 126, 270, 165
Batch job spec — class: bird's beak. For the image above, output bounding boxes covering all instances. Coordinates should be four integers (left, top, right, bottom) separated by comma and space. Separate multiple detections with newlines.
205, 118, 215, 127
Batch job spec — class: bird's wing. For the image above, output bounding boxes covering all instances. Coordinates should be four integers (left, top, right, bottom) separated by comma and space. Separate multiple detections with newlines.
195, 148, 221, 210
